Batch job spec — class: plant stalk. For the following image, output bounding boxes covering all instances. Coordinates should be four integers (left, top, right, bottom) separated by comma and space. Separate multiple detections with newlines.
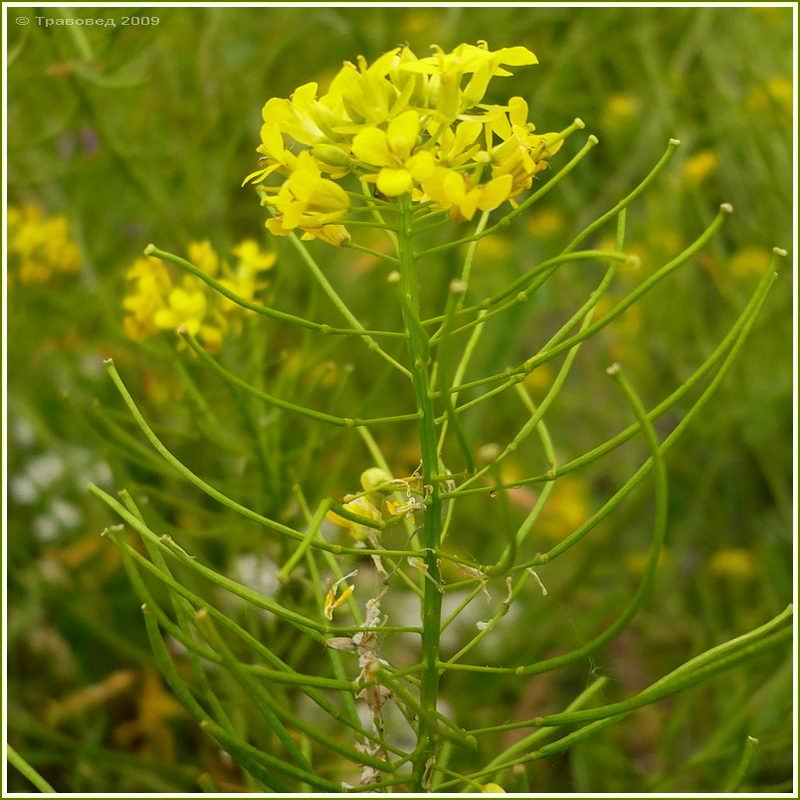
398, 194, 443, 791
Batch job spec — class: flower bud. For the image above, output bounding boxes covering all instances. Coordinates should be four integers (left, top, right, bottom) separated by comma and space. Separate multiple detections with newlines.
360, 467, 392, 494
311, 144, 352, 168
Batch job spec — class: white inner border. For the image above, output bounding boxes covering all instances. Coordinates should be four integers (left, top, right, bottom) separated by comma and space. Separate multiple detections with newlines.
2, 2, 797, 798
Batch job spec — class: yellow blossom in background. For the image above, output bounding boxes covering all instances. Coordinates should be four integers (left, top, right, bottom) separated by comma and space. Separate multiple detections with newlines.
729, 247, 771, 281
524, 364, 555, 397
626, 549, 670, 576
538, 476, 590, 543
601, 92, 637, 130
746, 76, 792, 117
231, 239, 277, 276
186, 240, 220, 276
683, 149, 718, 187
153, 286, 209, 337
122, 240, 275, 349
481, 783, 506, 793
710, 548, 756, 581
8, 204, 81, 285
219, 239, 277, 311
649, 227, 682, 255
471, 232, 512, 262
122, 258, 173, 341
527, 207, 567, 240
246, 42, 572, 243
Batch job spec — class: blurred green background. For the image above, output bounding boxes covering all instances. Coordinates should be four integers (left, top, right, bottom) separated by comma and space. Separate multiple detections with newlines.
6, 5, 793, 793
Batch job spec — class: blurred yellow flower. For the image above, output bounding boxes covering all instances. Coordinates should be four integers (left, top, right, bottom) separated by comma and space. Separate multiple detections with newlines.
710, 548, 756, 581
122, 240, 275, 348
8, 204, 81, 284
122, 258, 173, 341
626, 549, 669, 576
746, 76, 792, 117
683, 150, 718, 187
538, 477, 590, 543
481, 783, 506, 793
523, 363, 555, 396
153, 286, 208, 335
601, 93, 637, 129
232, 239, 277, 276
187, 240, 220, 276
527, 208, 566, 240
729, 247, 771, 281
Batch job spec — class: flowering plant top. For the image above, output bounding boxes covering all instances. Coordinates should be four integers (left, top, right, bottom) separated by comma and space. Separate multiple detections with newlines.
245, 42, 570, 245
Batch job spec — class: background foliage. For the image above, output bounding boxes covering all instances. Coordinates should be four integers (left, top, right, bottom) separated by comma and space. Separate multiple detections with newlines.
6, 5, 793, 793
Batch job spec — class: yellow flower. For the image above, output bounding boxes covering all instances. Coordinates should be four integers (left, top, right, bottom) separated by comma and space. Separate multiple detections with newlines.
488, 97, 564, 197
710, 548, 756, 581
422, 167, 513, 221
232, 239, 276, 275
538, 477, 590, 543
746, 76, 792, 117
18, 260, 53, 284
245, 42, 569, 246
527, 208, 566, 240
187, 240, 220, 276
327, 51, 400, 128
122, 240, 276, 348
729, 247, 770, 281
352, 110, 428, 196
8, 204, 81, 284
601, 93, 637, 130
402, 42, 538, 119
323, 572, 357, 620
122, 257, 172, 341
683, 150, 718, 187
261, 151, 351, 245
154, 286, 207, 334
481, 783, 506, 793
326, 496, 383, 542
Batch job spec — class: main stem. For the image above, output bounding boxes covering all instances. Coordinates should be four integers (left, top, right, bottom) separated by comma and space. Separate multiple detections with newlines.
398, 195, 443, 791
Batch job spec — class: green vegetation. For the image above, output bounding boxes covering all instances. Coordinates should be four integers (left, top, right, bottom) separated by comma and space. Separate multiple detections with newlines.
7, 5, 793, 794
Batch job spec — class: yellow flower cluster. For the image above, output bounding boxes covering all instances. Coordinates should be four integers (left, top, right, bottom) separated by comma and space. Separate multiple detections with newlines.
122, 239, 275, 348
245, 42, 567, 245
8, 204, 81, 284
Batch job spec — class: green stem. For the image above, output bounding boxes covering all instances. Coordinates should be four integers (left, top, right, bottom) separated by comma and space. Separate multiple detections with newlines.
723, 735, 759, 792
7, 744, 56, 793
437, 203, 732, 399
441, 257, 778, 500
397, 194, 444, 790
182, 331, 419, 428
144, 244, 403, 340
424, 249, 629, 335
